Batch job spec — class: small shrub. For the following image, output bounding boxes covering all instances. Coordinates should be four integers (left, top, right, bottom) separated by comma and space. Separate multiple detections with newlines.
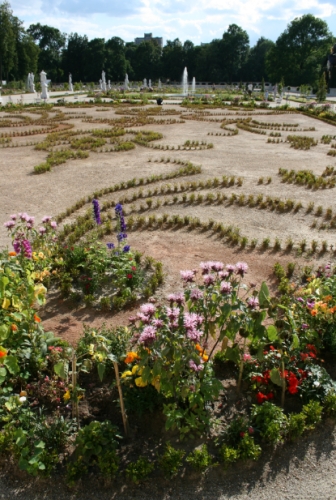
126, 457, 155, 484
186, 444, 214, 471
301, 401, 323, 429
158, 443, 185, 477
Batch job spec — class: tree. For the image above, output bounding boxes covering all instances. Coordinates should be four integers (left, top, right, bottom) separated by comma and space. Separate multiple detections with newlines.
85, 38, 106, 81
62, 33, 89, 82
161, 39, 183, 81
0, 2, 16, 81
266, 14, 333, 86
221, 24, 250, 82
316, 72, 327, 102
242, 37, 274, 81
27, 23, 66, 81
105, 37, 127, 81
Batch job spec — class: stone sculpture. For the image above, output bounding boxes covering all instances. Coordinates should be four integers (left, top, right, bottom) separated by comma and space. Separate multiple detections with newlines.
69, 73, 73, 92
40, 70, 49, 100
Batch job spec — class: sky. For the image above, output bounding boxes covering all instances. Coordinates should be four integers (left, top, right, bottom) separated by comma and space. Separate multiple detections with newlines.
9, 0, 336, 46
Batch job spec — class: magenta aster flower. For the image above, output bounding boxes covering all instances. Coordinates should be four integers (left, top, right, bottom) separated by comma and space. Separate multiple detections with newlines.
190, 288, 203, 301
4, 221, 15, 229
136, 312, 151, 324
167, 293, 185, 305
226, 264, 236, 274
10, 214, 17, 220
139, 326, 157, 345
166, 307, 180, 321
247, 296, 259, 309
140, 303, 156, 317
236, 262, 248, 276
203, 274, 215, 286
220, 281, 232, 294
180, 270, 196, 282
200, 261, 212, 274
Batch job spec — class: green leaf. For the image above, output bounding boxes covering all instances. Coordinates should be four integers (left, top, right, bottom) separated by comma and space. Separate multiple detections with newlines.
0, 324, 9, 341
291, 333, 300, 350
34, 441, 45, 449
0, 276, 9, 297
141, 365, 151, 383
54, 361, 67, 379
4, 355, 19, 375
270, 368, 283, 387
97, 362, 105, 382
107, 353, 117, 363
225, 346, 240, 365
258, 282, 270, 307
267, 325, 278, 342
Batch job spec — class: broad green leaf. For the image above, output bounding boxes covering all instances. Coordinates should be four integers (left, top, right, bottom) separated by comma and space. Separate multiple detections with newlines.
4, 356, 19, 375
97, 362, 105, 382
11, 295, 23, 311
267, 325, 278, 342
209, 322, 216, 340
141, 365, 151, 383
54, 361, 67, 379
270, 368, 283, 387
34, 441, 45, 449
258, 282, 270, 307
0, 276, 9, 297
291, 333, 300, 350
225, 346, 240, 365
0, 325, 9, 341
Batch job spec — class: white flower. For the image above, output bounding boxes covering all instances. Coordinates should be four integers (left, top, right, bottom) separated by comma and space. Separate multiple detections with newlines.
19, 396, 27, 403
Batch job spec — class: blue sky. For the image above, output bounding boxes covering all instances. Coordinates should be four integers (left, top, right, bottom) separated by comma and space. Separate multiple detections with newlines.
10, 0, 336, 46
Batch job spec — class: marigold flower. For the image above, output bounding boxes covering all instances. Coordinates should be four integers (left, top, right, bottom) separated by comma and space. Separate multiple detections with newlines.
0, 348, 7, 359
11, 324, 18, 332
8, 251, 16, 257
311, 310, 317, 316
63, 390, 71, 401
124, 352, 140, 364
121, 370, 133, 378
33, 314, 41, 323
135, 377, 147, 387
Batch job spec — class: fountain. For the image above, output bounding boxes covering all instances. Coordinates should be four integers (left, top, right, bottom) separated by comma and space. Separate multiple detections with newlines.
143, 78, 147, 88
124, 73, 129, 90
182, 67, 188, 96
191, 77, 196, 93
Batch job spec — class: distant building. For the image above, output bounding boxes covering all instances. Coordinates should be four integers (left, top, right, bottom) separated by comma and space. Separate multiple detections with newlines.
134, 33, 163, 48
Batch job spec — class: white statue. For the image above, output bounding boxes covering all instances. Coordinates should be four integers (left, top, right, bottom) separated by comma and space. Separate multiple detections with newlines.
124, 73, 129, 90
99, 79, 102, 90
28, 73, 35, 93
158, 78, 162, 89
108, 80, 111, 90
148, 79, 152, 88
69, 73, 73, 92
40, 71, 49, 99
273, 84, 278, 99
101, 70, 107, 92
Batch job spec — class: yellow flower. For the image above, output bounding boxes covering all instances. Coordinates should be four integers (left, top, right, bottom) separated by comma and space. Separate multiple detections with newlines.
132, 364, 140, 375
88, 344, 95, 355
135, 377, 147, 387
63, 390, 71, 401
38, 252, 45, 259
151, 376, 160, 391
2, 298, 10, 310
32, 252, 39, 261
121, 370, 132, 378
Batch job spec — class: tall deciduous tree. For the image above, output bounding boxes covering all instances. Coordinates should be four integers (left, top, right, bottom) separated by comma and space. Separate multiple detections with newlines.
27, 23, 66, 81
221, 24, 250, 82
0, 2, 16, 81
242, 37, 274, 82
266, 14, 333, 86
62, 33, 89, 82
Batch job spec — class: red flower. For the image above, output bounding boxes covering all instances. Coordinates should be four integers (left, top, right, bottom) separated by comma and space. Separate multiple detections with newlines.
240, 432, 245, 438
127, 274, 133, 279
248, 427, 254, 434
306, 344, 317, 354
252, 375, 263, 384
266, 392, 274, 400
262, 370, 271, 384
287, 372, 299, 394
269, 346, 275, 351
256, 392, 268, 404
300, 352, 309, 361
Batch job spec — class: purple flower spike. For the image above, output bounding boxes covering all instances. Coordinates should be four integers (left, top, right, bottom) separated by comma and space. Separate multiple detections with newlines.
123, 245, 130, 253
92, 199, 101, 225
107, 243, 115, 250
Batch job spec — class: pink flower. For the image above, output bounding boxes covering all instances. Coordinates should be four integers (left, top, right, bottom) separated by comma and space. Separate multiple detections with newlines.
139, 326, 157, 345
166, 307, 180, 321
247, 297, 259, 309
218, 271, 230, 280
42, 216, 52, 223
243, 353, 251, 362
136, 312, 151, 324
50, 221, 57, 229
236, 262, 248, 276
211, 261, 224, 272
180, 270, 196, 282
152, 318, 164, 328
226, 264, 236, 274
39, 227, 47, 234
140, 303, 156, 317
167, 293, 185, 305
186, 329, 203, 342
3, 221, 15, 229
189, 359, 204, 372
203, 274, 215, 286
190, 288, 203, 301
220, 281, 232, 294
184, 313, 204, 329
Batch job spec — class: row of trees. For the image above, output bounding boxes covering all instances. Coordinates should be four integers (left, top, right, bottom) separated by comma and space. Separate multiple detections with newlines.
0, 1, 335, 87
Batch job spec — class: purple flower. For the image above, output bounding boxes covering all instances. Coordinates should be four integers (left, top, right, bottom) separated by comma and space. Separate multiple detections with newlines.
301, 323, 309, 330
140, 303, 156, 317
167, 293, 185, 305
166, 307, 180, 321
226, 264, 236, 274
13, 239, 21, 254
236, 262, 248, 276
50, 221, 57, 229
189, 359, 204, 372
117, 233, 127, 242
203, 274, 215, 286
22, 239, 32, 259
106, 243, 115, 249
220, 281, 232, 294
115, 203, 123, 214
306, 300, 315, 309
152, 318, 164, 328
39, 227, 47, 234
136, 312, 151, 324
92, 199, 101, 225
180, 270, 196, 282
297, 297, 304, 304
186, 329, 203, 342
139, 326, 157, 345
200, 262, 212, 274
123, 245, 130, 253
247, 296, 259, 309
42, 216, 52, 223
10, 214, 17, 220
219, 270, 230, 280
190, 288, 203, 301
184, 312, 204, 330
4, 221, 15, 229
211, 261, 224, 272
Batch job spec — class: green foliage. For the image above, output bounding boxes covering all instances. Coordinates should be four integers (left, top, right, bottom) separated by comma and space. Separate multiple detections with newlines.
219, 444, 239, 467
251, 402, 287, 444
238, 435, 261, 460
125, 457, 155, 484
286, 412, 307, 441
158, 443, 185, 477
302, 400, 323, 428
324, 391, 336, 417
186, 444, 214, 471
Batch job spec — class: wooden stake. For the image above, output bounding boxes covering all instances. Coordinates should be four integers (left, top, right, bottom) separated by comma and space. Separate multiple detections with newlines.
72, 350, 79, 422
113, 361, 129, 438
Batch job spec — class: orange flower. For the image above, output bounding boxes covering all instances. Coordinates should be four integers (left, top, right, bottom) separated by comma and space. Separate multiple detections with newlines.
0, 348, 7, 359
124, 351, 140, 364
311, 310, 317, 316
8, 251, 17, 257
33, 314, 41, 323
195, 344, 203, 352
323, 295, 332, 302
11, 324, 18, 332
202, 354, 209, 362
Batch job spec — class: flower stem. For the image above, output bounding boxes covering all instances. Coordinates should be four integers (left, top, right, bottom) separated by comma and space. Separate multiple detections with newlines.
237, 337, 247, 393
